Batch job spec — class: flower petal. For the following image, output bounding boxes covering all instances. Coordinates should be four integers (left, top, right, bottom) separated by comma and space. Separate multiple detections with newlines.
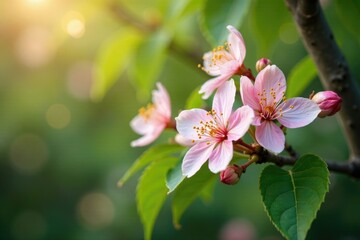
254, 65, 286, 107
208, 140, 233, 173
255, 121, 285, 154
153, 82, 171, 119
182, 141, 215, 177
175, 134, 195, 147
213, 79, 235, 122
277, 97, 321, 128
227, 105, 254, 141
199, 74, 232, 99
130, 115, 158, 135
130, 125, 164, 147
240, 76, 261, 111
203, 51, 235, 76
227, 25, 246, 63
175, 109, 212, 140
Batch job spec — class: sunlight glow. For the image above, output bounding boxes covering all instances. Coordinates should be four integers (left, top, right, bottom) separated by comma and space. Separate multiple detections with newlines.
26, 0, 47, 6
63, 12, 86, 39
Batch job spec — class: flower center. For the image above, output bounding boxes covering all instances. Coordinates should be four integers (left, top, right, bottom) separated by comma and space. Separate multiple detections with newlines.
192, 109, 227, 144
139, 103, 155, 121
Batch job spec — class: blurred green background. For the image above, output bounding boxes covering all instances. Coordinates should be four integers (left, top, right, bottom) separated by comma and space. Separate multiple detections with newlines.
0, 0, 359, 239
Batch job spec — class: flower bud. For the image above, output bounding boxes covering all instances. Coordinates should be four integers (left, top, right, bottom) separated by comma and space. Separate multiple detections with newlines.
255, 58, 272, 72
311, 91, 342, 118
220, 165, 243, 185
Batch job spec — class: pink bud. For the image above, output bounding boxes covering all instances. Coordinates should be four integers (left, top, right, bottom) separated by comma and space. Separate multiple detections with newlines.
255, 58, 272, 73
311, 91, 342, 118
220, 165, 243, 185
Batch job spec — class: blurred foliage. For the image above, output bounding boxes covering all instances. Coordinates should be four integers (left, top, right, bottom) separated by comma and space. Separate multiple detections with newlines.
0, 0, 359, 239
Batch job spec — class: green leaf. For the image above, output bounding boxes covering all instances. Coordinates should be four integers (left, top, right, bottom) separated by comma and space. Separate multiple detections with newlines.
259, 154, 329, 240
166, 160, 185, 194
200, 0, 252, 46
287, 56, 317, 98
185, 86, 205, 109
137, 157, 178, 240
172, 165, 215, 228
250, 0, 291, 55
118, 144, 184, 187
92, 28, 142, 101
131, 29, 171, 101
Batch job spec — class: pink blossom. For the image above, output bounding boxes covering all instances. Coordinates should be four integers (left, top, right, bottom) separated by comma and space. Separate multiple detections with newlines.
130, 83, 171, 147
240, 65, 321, 154
199, 25, 247, 99
176, 79, 254, 177
311, 90, 342, 118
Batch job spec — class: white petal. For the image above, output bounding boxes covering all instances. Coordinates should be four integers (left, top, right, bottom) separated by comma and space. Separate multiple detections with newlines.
277, 97, 321, 128
227, 105, 254, 141
208, 141, 233, 173
213, 79, 235, 122
227, 25, 246, 63
182, 141, 215, 177
175, 109, 212, 140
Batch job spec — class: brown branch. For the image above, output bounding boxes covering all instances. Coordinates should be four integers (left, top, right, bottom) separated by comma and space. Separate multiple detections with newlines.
257, 150, 360, 179
284, 0, 360, 162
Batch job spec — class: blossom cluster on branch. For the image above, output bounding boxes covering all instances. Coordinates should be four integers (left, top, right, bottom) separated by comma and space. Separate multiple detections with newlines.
130, 25, 342, 183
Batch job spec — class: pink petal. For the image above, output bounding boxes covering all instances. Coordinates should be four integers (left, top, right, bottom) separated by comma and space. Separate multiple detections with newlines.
227, 25, 246, 63
203, 51, 235, 76
277, 97, 321, 128
254, 65, 286, 107
130, 125, 164, 147
199, 74, 232, 99
227, 105, 254, 141
175, 109, 213, 140
213, 79, 236, 122
182, 141, 216, 177
240, 76, 261, 111
153, 82, 171, 119
175, 134, 195, 147
130, 115, 157, 135
208, 140, 233, 173
202, 51, 223, 76
255, 121, 285, 154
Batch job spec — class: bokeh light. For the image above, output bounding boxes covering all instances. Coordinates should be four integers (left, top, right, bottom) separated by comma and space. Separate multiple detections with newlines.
11, 210, 47, 240
10, 134, 49, 175
67, 61, 93, 100
46, 104, 71, 129
15, 26, 54, 68
77, 192, 115, 229
63, 11, 85, 39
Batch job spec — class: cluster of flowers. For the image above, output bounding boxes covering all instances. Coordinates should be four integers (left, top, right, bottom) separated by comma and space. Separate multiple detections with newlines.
130, 25, 342, 183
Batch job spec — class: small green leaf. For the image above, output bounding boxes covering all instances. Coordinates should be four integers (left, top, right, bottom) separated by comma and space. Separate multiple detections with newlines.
287, 56, 317, 98
137, 157, 178, 240
185, 86, 205, 109
118, 144, 184, 187
250, 0, 291, 55
172, 165, 215, 228
200, 0, 252, 46
166, 160, 185, 194
92, 28, 142, 101
260, 154, 329, 240
131, 29, 171, 101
